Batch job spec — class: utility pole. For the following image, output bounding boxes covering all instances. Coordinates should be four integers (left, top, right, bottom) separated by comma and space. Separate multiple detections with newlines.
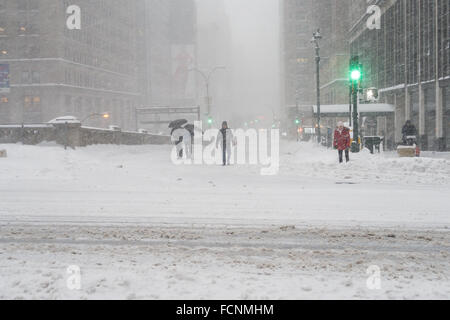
190, 66, 226, 124
349, 56, 362, 153
311, 29, 322, 144
349, 84, 352, 125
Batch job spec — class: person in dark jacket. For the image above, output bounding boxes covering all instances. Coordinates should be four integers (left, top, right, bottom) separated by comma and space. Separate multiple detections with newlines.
216, 121, 235, 166
333, 121, 351, 163
171, 126, 184, 159
402, 120, 417, 144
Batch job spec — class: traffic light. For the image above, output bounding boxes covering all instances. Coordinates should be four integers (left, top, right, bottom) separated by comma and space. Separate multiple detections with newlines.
351, 69, 362, 81
349, 56, 363, 83
207, 117, 213, 125
295, 118, 300, 125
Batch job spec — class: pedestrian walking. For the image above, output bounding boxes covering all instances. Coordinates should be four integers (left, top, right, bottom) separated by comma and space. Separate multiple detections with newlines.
216, 121, 235, 166
333, 121, 351, 163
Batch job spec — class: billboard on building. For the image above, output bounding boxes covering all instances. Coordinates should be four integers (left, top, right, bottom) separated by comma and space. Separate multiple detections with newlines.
171, 45, 196, 101
0, 64, 10, 94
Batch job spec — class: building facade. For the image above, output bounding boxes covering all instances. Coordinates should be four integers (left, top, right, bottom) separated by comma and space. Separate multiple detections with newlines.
350, 0, 450, 151
0, 0, 143, 130
317, 0, 352, 107
196, 0, 232, 121
280, 0, 316, 110
280, 0, 352, 125
0, 0, 198, 131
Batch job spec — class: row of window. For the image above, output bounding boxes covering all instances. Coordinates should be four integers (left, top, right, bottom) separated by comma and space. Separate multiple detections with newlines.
64, 47, 133, 76
0, 95, 41, 106
0, 0, 39, 11
0, 40, 40, 58
63, 68, 136, 93
0, 22, 40, 36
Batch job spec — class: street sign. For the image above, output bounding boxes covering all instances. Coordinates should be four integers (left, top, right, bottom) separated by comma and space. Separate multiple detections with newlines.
0, 64, 10, 94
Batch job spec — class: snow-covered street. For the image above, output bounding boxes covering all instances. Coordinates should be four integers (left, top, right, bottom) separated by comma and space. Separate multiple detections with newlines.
0, 142, 449, 299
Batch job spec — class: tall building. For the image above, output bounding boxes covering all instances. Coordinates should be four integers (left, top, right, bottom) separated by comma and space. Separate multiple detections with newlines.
196, 0, 232, 120
317, 0, 352, 106
280, 0, 316, 110
169, 0, 198, 107
0, 0, 143, 130
280, 0, 352, 119
138, 0, 172, 107
0, 0, 198, 131
350, 0, 450, 151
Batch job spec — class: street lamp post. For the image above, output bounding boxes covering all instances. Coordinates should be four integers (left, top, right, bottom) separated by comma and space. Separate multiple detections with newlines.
81, 112, 110, 124
190, 66, 226, 118
311, 29, 322, 144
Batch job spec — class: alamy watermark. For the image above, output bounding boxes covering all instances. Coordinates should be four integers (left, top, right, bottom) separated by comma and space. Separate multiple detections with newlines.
66, 265, 82, 290
65, 4, 382, 31
170, 121, 280, 176
367, 5, 381, 30
66, 5, 81, 30
366, 265, 382, 290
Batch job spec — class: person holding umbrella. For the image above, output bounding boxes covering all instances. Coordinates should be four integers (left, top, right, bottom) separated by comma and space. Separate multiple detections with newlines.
169, 119, 188, 159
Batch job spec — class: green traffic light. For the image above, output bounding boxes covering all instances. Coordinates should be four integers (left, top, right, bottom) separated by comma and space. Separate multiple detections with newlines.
208, 118, 213, 124
295, 119, 300, 125
351, 69, 362, 81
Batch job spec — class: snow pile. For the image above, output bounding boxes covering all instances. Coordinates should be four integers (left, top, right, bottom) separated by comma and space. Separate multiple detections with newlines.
282, 141, 450, 186
47, 116, 81, 124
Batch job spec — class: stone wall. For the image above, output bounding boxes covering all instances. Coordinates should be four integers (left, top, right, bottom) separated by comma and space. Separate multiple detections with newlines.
0, 123, 171, 148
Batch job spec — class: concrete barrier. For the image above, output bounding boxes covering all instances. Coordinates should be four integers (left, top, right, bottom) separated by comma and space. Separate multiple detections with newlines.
0, 123, 171, 148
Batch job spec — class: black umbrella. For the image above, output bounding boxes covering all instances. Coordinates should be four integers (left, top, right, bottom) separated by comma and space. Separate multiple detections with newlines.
183, 124, 195, 136
168, 119, 188, 129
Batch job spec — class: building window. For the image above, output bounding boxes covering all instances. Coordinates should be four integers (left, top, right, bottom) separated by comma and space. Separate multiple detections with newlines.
0, 39, 8, 55
31, 71, 40, 83
21, 71, 30, 83
24, 96, 32, 107
17, 0, 27, 11
18, 23, 27, 35
65, 95, 72, 107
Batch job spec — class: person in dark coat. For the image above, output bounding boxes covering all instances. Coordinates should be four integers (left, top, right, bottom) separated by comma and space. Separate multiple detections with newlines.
216, 121, 235, 166
402, 120, 417, 144
333, 121, 351, 163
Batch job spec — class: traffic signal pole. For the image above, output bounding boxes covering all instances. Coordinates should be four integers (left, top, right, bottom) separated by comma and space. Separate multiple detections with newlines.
351, 82, 360, 153
349, 56, 362, 153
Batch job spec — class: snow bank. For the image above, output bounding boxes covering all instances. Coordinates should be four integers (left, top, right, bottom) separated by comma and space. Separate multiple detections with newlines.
282, 141, 450, 186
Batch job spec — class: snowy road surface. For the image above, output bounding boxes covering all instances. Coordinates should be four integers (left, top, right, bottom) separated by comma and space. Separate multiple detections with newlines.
0, 142, 449, 299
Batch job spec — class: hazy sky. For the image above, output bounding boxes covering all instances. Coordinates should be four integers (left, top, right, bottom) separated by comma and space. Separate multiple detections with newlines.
223, 0, 280, 119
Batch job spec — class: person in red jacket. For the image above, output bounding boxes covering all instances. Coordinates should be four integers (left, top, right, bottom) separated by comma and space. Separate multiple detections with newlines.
333, 121, 351, 163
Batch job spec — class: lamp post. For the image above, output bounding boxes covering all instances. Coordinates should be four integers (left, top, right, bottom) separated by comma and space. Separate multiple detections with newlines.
190, 66, 226, 118
311, 29, 322, 144
81, 112, 110, 124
